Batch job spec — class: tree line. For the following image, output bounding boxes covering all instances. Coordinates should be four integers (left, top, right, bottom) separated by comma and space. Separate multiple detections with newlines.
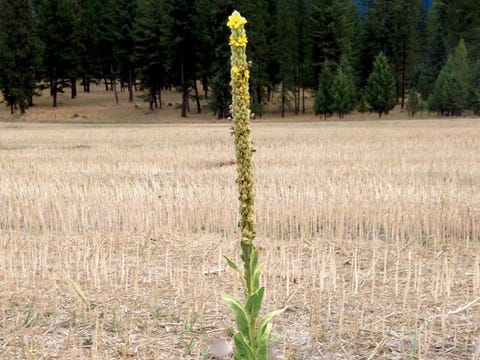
0, 0, 479, 118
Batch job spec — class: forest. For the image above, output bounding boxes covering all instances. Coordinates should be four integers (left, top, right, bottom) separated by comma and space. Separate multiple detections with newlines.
0, 0, 479, 118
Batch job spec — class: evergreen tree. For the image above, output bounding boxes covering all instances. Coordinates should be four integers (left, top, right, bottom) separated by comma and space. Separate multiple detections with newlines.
331, 60, 356, 118
390, 0, 422, 108
116, 0, 138, 102
365, 52, 397, 117
469, 61, 480, 115
133, 0, 165, 111
360, 0, 421, 107
428, 39, 470, 116
416, 0, 448, 98
162, 0, 199, 117
307, 0, 360, 89
313, 61, 334, 118
0, 0, 41, 114
443, 0, 480, 60
37, 0, 81, 107
205, 0, 234, 118
275, 0, 297, 117
406, 89, 420, 117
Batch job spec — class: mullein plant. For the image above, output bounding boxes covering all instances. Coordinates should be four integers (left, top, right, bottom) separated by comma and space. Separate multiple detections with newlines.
221, 10, 284, 360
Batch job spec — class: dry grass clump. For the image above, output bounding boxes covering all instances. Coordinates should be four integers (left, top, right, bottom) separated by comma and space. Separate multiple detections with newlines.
0, 119, 479, 359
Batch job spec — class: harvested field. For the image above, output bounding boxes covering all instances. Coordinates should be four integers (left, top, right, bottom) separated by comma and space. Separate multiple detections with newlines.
0, 119, 479, 359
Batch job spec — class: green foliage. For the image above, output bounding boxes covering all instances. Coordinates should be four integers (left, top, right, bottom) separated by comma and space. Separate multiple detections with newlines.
209, 69, 231, 118
133, 0, 165, 110
1, 0, 480, 118
360, 0, 422, 106
469, 61, 480, 115
365, 53, 397, 117
221, 259, 283, 360
357, 94, 368, 114
37, 0, 82, 106
428, 40, 470, 116
162, 0, 209, 117
307, 0, 360, 88
203, 0, 232, 118
313, 61, 334, 118
331, 59, 357, 118
0, 0, 41, 114
406, 89, 420, 117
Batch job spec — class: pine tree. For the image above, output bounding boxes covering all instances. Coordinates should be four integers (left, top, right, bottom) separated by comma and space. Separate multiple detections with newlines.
365, 52, 397, 117
205, 0, 234, 118
116, 0, 138, 102
133, 0, 165, 111
307, 0, 360, 89
37, 0, 82, 107
0, 0, 41, 114
469, 61, 480, 115
331, 60, 356, 118
406, 89, 420, 117
428, 39, 470, 116
360, 0, 422, 107
416, 0, 448, 98
275, 0, 296, 117
313, 61, 334, 118
162, 0, 199, 117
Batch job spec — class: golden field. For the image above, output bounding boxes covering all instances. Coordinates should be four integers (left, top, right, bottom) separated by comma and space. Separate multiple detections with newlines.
0, 117, 479, 359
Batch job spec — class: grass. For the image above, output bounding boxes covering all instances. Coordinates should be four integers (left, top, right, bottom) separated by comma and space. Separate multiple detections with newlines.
0, 118, 479, 359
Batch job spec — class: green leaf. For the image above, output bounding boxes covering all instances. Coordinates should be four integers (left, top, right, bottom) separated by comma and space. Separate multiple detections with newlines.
252, 265, 263, 291
254, 322, 271, 359
221, 292, 250, 338
253, 307, 286, 358
233, 332, 255, 360
257, 307, 286, 337
251, 247, 258, 269
224, 256, 241, 274
246, 286, 264, 319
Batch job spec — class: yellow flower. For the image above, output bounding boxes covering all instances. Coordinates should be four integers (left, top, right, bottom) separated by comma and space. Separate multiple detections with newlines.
229, 35, 248, 47
227, 11, 247, 29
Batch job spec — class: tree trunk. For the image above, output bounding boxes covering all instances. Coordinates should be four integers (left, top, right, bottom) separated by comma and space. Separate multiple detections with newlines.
193, 80, 201, 113
71, 79, 77, 99
104, 75, 109, 91
294, 86, 300, 115
302, 87, 305, 114
52, 81, 57, 108
181, 85, 188, 118
202, 76, 208, 99
111, 64, 119, 104
128, 65, 134, 102
281, 82, 286, 118
180, 62, 187, 118
158, 88, 162, 109
149, 90, 154, 111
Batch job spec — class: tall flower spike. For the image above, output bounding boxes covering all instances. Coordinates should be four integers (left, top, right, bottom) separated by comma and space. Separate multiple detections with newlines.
222, 10, 283, 360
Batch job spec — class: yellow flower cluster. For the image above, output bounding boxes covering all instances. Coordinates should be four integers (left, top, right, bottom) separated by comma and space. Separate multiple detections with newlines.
227, 11, 247, 29
231, 66, 249, 84
227, 11, 254, 245
227, 11, 248, 48
229, 34, 248, 48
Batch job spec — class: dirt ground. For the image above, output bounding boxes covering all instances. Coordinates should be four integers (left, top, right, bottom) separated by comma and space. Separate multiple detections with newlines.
0, 89, 479, 359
